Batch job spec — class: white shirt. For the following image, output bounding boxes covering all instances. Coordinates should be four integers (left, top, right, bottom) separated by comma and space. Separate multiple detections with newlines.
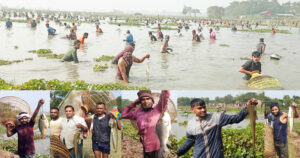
50, 117, 62, 136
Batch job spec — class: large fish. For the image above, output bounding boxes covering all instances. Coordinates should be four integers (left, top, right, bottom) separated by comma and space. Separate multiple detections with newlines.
156, 112, 172, 153
73, 132, 81, 158
247, 102, 257, 152
109, 119, 118, 152
38, 113, 49, 139
288, 106, 294, 133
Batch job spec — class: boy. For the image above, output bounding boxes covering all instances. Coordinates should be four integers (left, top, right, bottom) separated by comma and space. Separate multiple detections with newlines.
161, 35, 173, 53
239, 51, 262, 80
177, 98, 257, 158
91, 102, 121, 158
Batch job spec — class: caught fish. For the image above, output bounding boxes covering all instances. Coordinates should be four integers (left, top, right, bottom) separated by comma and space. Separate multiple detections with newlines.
288, 106, 294, 133
146, 59, 150, 81
156, 112, 172, 153
247, 102, 257, 152
73, 132, 81, 158
38, 113, 49, 139
109, 119, 118, 152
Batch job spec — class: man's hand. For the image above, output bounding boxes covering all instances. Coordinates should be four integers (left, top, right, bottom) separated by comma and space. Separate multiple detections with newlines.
38, 99, 45, 106
5, 122, 15, 131
246, 98, 258, 108
291, 102, 298, 108
250, 70, 260, 75
76, 123, 83, 129
145, 54, 150, 58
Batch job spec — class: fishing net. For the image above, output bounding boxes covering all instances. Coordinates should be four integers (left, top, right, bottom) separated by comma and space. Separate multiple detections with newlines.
130, 92, 177, 130
264, 124, 276, 157
248, 73, 281, 90
50, 135, 70, 158
0, 96, 31, 128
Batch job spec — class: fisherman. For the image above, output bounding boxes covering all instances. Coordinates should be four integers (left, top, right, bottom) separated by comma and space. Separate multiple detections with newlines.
60, 105, 88, 158
124, 30, 134, 44
267, 102, 299, 158
122, 90, 170, 158
61, 40, 80, 63
6, 18, 13, 28
157, 28, 164, 41
96, 25, 103, 33
256, 38, 266, 55
112, 43, 135, 64
209, 28, 216, 40
117, 46, 150, 83
239, 51, 262, 80
46, 23, 56, 36
78, 32, 88, 44
161, 35, 173, 53
72, 23, 77, 31
192, 30, 200, 42
149, 32, 157, 42
177, 98, 257, 157
197, 28, 204, 40
66, 29, 77, 40
6, 99, 45, 158
271, 28, 276, 34
50, 107, 62, 136
31, 19, 37, 28
90, 102, 121, 158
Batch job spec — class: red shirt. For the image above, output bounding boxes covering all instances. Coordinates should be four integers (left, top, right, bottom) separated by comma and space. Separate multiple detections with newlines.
12, 119, 35, 155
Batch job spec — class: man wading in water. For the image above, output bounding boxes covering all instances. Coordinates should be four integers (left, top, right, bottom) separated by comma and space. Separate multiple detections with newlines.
6, 99, 45, 158
117, 46, 150, 83
122, 90, 170, 158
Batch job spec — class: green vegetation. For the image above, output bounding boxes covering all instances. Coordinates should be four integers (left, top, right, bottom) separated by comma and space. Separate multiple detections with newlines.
93, 64, 108, 72
152, 26, 177, 30
0, 59, 24, 66
25, 58, 33, 61
94, 55, 114, 62
14, 46, 18, 49
0, 18, 28, 23
28, 49, 64, 59
240, 57, 251, 60
219, 44, 230, 47
122, 119, 139, 141
162, 22, 180, 26
0, 78, 147, 90
0, 139, 17, 154
239, 29, 291, 34
109, 22, 143, 26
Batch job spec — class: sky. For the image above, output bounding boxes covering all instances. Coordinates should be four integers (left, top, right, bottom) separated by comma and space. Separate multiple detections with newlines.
265, 90, 300, 99
0, 90, 50, 113
0, 0, 298, 15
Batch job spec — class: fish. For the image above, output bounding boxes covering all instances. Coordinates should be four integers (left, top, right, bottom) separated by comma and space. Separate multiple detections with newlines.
109, 119, 118, 152
247, 103, 257, 152
288, 106, 294, 133
155, 112, 171, 153
38, 113, 49, 139
73, 132, 81, 158
270, 54, 281, 60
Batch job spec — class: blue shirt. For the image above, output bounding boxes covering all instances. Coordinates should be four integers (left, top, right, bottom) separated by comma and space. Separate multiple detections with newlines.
6, 21, 12, 28
126, 33, 133, 43
48, 27, 55, 35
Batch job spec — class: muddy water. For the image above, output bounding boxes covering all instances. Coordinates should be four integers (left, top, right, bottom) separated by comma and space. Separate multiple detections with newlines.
1, 20, 300, 89
172, 110, 264, 140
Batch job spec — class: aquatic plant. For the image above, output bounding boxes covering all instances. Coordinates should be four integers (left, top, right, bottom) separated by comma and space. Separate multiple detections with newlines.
0, 59, 24, 66
94, 55, 115, 62
0, 78, 147, 90
14, 46, 18, 49
219, 44, 230, 47
240, 57, 251, 60
93, 64, 108, 72
24, 58, 33, 61
239, 29, 291, 34
152, 27, 177, 30
109, 22, 144, 26
28, 49, 64, 59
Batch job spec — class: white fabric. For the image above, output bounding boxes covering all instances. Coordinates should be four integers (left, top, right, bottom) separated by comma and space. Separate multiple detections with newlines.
17, 113, 30, 120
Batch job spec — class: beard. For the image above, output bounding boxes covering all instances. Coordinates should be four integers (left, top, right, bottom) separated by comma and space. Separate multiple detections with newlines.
142, 103, 153, 112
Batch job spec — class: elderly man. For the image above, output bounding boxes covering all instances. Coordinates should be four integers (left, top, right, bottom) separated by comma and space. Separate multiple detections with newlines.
6, 99, 45, 158
60, 105, 88, 158
122, 90, 170, 158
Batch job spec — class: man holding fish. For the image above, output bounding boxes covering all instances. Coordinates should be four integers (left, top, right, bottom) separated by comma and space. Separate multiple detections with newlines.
177, 98, 258, 158
6, 98, 45, 158
121, 90, 170, 158
267, 102, 299, 158
60, 105, 88, 158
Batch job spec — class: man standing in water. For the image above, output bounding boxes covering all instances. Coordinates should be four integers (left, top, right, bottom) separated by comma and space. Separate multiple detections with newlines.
178, 98, 257, 157
61, 40, 80, 63
6, 99, 45, 158
6, 18, 12, 28
239, 51, 262, 80
122, 90, 170, 158
60, 105, 88, 158
78, 32, 88, 45
117, 47, 150, 83
209, 28, 216, 40
124, 30, 134, 44
256, 38, 266, 55
161, 35, 172, 53
267, 102, 299, 158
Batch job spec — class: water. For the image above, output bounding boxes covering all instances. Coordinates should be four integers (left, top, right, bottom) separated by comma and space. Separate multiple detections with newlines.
172, 110, 264, 140
1, 20, 300, 89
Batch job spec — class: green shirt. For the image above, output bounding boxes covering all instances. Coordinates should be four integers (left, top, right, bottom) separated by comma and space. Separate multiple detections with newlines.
62, 47, 79, 63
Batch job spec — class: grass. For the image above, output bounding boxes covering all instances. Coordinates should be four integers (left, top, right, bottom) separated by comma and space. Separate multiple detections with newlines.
239, 29, 291, 34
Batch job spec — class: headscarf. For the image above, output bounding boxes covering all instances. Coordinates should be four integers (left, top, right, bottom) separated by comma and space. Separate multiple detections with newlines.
115, 45, 134, 61
17, 113, 30, 120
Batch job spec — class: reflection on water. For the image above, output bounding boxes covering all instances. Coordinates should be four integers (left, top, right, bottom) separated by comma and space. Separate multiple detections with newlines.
1, 21, 300, 89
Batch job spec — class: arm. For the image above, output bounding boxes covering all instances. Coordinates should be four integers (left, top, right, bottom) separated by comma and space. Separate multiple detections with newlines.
118, 58, 129, 83
72, 49, 79, 63
219, 107, 248, 127
154, 90, 170, 113
177, 133, 195, 156
6, 125, 17, 137
31, 99, 45, 122
133, 55, 150, 63
291, 102, 299, 118
280, 113, 288, 124
121, 99, 139, 120
239, 67, 259, 76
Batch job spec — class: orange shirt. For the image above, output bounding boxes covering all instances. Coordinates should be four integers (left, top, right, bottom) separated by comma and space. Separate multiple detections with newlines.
78, 35, 85, 44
